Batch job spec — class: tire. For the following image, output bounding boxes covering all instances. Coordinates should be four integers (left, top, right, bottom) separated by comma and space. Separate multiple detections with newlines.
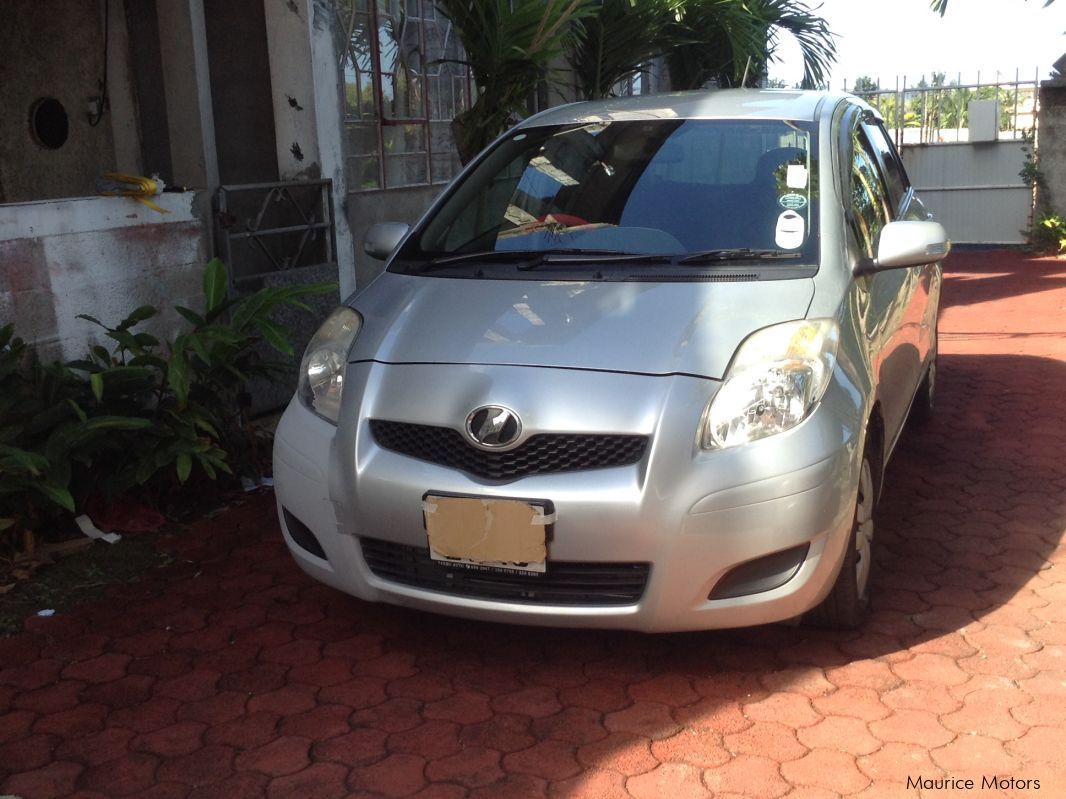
806, 440, 878, 630
909, 334, 937, 426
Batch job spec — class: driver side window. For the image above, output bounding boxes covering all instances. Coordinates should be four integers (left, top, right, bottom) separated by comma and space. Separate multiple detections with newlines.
850, 128, 892, 258
863, 122, 910, 213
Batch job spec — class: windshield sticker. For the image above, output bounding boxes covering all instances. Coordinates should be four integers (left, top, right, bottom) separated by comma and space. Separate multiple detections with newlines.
786, 164, 808, 189
779, 193, 808, 210
775, 210, 805, 250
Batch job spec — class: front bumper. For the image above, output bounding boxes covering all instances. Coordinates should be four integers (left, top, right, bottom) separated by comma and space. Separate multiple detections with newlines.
273, 362, 862, 633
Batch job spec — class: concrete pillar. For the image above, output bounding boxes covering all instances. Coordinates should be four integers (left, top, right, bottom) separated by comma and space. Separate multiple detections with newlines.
264, 0, 356, 298
1038, 79, 1066, 214
106, 0, 143, 174
156, 0, 219, 190
264, 0, 321, 181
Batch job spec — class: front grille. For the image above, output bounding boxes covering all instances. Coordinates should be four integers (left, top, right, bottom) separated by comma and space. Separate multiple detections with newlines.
370, 420, 647, 481
360, 537, 650, 606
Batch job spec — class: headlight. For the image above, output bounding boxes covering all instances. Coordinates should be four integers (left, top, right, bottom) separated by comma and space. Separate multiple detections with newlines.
700, 318, 839, 450
297, 306, 363, 424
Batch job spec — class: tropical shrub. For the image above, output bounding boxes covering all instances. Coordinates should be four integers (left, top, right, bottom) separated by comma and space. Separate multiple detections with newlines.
0, 325, 152, 544
1032, 213, 1066, 254
566, 0, 681, 100
435, 0, 596, 163
1, 259, 334, 552
68, 258, 335, 495
666, 0, 836, 91
439, 0, 837, 162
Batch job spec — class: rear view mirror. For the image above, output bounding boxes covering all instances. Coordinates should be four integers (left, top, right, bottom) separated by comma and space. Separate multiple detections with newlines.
364, 222, 410, 261
873, 220, 951, 270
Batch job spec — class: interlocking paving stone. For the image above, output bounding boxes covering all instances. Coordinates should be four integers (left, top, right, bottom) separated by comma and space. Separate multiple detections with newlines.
3, 250, 1066, 797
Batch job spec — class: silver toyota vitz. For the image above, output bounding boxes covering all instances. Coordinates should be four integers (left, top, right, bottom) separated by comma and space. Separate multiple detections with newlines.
273, 89, 948, 632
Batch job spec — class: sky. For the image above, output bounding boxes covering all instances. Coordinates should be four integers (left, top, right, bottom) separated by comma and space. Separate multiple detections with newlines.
768, 0, 1066, 90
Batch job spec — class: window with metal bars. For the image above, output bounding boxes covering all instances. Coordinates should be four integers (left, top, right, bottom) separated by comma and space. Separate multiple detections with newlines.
337, 0, 473, 191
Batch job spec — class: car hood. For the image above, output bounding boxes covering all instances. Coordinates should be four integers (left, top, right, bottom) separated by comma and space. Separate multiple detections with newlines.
348, 273, 815, 380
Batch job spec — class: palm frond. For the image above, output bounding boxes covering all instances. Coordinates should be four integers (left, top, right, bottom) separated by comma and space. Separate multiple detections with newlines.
666, 0, 835, 90
757, 0, 837, 89
666, 0, 769, 90
932, 0, 1054, 17
566, 0, 681, 100
435, 0, 596, 161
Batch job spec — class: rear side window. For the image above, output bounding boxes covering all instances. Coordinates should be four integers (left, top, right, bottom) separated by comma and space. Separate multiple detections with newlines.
850, 128, 892, 258
862, 122, 910, 211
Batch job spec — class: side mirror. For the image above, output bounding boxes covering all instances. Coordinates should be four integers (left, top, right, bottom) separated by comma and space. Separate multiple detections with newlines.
872, 220, 951, 270
364, 222, 410, 261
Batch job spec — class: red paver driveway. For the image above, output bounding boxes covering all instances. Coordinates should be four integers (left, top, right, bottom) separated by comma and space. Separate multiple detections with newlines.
2, 250, 1065, 799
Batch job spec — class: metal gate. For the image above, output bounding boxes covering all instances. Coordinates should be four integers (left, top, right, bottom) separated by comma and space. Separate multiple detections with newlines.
213, 179, 340, 412
853, 74, 1038, 244
901, 141, 1031, 244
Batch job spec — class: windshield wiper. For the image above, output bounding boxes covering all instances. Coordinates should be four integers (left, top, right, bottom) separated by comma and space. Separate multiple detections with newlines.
676, 248, 803, 265
519, 251, 673, 269
415, 247, 794, 273
419, 249, 671, 271
420, 250, 544, 269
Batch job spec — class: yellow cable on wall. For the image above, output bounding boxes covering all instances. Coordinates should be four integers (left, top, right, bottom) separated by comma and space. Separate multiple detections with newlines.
94, 172, 170, 214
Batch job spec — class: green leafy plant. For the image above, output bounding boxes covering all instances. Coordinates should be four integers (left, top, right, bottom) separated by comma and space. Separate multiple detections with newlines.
566, 0, 681, 100
70, 258, 335, 495
1019, 135, 1045, 192
666, 0, 836, 91
1, 258, 332, 561
1034, 213, 1066, 254
435, 0, 597, 164
0, 325, 152, 543
931, 0, 1055, 16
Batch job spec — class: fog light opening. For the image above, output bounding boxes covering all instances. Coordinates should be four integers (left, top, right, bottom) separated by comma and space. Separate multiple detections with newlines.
282, 508, 328, 561
709, 543, 810, 600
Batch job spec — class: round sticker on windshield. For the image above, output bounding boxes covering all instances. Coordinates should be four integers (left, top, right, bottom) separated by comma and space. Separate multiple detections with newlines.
779, 193, 808, 210
775, 210, 805, 250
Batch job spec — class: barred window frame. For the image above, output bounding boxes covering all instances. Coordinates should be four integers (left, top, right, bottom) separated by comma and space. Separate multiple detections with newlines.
340, 0, 473, 192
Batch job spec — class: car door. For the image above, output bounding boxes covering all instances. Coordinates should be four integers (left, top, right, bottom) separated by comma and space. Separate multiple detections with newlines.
862, 120, 941, 375
846, 119, 921, 450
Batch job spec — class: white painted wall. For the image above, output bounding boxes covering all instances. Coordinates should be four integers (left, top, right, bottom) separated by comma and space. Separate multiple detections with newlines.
307, 0, 356, 298
264, 0, 321, 181
0, 193, 210, 361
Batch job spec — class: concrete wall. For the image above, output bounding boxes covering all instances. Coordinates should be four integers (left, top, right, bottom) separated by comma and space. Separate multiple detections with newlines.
0, 193, 210, 362
1037, 78, 1066, 214
0, 0, 139, 203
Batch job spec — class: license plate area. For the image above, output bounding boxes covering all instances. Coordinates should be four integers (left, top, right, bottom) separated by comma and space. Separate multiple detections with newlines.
422, 492, 555, 575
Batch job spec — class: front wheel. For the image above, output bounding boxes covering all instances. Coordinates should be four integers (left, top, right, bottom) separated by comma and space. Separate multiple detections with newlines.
806, 443, 878, 629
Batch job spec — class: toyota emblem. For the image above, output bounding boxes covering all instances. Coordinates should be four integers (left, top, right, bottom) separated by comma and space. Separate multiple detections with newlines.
466, 405, 522, 449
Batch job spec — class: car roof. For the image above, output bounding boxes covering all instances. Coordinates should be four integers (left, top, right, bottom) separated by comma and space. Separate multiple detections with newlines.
518, 89, 852, 128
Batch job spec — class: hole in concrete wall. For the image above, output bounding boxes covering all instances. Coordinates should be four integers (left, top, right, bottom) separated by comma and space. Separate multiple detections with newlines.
29, 98, 69, 150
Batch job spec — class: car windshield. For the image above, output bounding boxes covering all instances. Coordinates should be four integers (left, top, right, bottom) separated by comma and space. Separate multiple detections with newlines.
391, 118, 819, 278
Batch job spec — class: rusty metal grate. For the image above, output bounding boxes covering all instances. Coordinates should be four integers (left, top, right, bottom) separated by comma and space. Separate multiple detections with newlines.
215, 179, 337, 289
